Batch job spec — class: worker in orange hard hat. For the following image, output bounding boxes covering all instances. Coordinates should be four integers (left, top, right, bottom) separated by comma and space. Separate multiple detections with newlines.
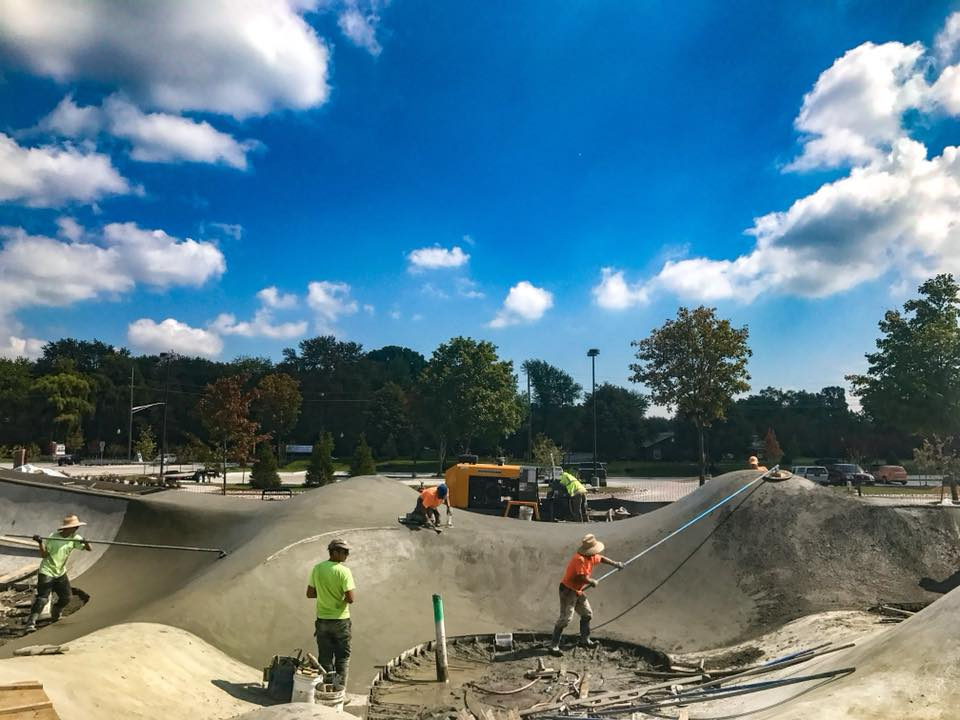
748, 456, 768, 472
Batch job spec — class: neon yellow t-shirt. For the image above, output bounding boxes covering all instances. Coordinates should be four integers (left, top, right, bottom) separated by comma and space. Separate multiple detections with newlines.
39, 533, 84, 578
308, 560, 356, 620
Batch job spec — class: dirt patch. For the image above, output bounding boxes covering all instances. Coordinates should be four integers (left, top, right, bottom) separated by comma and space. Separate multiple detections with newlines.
0, 582, 88, 646
368, 636, 669, 720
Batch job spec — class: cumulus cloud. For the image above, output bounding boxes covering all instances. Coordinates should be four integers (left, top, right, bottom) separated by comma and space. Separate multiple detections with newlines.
0, 334, 45, 361
0, 0, 330, 118
592, 268, 650, 309
0, 221, 225, 355
407, 245, 470, 272
456, 277, 485, 299
489, 281, 553, 328
593, 13, 960, 307
0, 133, 131, 207
338, 2, 383, 56
211, 310, 307, 340
306, 280, 359, 331
257, 286, 298, 309
128, 318, 223, 358
40, 95, 257, 169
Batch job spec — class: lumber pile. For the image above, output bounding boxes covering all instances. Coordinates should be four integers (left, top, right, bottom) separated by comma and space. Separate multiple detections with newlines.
0, 681, 60, 719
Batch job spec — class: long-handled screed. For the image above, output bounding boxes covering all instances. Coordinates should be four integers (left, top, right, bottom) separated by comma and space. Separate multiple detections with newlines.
4, 534, 228, 559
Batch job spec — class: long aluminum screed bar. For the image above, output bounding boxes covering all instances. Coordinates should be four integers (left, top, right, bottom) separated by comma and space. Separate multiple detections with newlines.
593, 465, 779, 585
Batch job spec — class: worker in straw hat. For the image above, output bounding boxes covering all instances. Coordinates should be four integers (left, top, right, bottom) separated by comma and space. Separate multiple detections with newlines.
307, 538, 356, 688
24, 514, 91, 632
748, 455, 768, 472
548, 534, 623, 656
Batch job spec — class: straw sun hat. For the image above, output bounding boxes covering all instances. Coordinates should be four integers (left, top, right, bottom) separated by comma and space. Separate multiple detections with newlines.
577, 534, 604, 556
58, 514, 86, 530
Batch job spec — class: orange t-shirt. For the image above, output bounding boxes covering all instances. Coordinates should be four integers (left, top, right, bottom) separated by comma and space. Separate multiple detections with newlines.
420, 487, 444, 509
561, 553, 602, 594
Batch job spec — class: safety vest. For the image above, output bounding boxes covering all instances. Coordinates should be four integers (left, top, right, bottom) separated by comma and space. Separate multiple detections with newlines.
559, 471, 586, 496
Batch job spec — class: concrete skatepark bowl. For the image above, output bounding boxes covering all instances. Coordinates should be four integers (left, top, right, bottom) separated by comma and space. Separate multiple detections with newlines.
2, 468, 960, 718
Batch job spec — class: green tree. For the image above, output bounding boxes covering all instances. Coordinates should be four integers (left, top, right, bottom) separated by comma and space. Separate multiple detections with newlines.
254, 373, 302, 459
250, 442, 281, 489
0, 358, 34, 446
849, 274, 960, 437
350, 433, 377, 476
365, 382, 411, 455
32, 361, 95, 449
418, 337, 524, 471
577, 383, 649, 460
134, 425, 157, 462
631, 306, 751, 485
306, 431, 336, 486
532, 433, 564, 469
914, 435, 960, 502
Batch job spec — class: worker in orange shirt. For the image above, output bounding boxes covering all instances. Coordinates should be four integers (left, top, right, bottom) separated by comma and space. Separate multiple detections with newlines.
411, 483, 451, 531
548, 533, 623, 656
748, 455, 768, 472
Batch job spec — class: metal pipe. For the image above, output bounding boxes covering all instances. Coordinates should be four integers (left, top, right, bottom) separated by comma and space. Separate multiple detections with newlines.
432, 593, 449, 682
593, 466, 779, 585
7, 534, 227, 558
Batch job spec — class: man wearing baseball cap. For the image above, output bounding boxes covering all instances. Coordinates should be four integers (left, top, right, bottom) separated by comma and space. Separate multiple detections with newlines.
307, 538, 356, 687
548, 533, 623, 656
24, 514, 92, 632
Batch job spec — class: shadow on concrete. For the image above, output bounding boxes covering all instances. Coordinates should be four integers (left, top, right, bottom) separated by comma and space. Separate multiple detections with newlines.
919, 569, 960, 594
211, 679, 278, 706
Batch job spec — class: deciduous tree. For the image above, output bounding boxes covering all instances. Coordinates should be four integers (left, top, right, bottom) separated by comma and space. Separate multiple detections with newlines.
198, 375, 264, 480
254, 373, 302, 460
631, 306, 751, 485
250, 443, 281, 489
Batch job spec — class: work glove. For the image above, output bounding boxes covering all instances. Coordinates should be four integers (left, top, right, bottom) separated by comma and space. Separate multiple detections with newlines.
586, 578, 598, 588
32, 535, 41, 543
615, 561, 625, 570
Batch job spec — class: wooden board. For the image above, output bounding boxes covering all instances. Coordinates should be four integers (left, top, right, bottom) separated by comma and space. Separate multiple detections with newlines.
0, 681, 60, 720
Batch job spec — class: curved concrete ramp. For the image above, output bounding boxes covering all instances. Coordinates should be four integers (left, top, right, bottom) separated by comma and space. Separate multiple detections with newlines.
2, 470, 959, 700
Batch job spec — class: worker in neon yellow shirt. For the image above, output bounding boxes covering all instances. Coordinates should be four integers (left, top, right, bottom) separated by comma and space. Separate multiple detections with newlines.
25, 514, 91, 632
307, 538, 356, 688
560, 469, 589, 522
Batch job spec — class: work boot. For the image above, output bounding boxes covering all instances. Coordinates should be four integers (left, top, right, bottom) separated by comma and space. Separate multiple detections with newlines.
579, 617, 596, 648
579, 637, 598, 648
24, 614, 38, 633
548, 626, 564, 656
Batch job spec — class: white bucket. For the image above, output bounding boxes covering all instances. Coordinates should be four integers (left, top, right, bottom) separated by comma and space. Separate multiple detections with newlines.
316, 683, 345, 711
518, 506, 534, 521
291, 672, 323, 703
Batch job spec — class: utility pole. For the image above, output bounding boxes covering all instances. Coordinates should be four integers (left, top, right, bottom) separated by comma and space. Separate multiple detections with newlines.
588, 348, 599, 485
127, 365, 134, 462
526, 366, 532, 460
159, 352, 176, 478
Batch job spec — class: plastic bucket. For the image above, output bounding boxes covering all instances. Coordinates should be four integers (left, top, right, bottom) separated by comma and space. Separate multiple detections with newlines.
518, 506, 534, 521
316, 683, 345, 711
291, 672, 323, 703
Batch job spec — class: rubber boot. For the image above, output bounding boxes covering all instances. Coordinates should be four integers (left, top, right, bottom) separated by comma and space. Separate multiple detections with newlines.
548, 625, 564, 656
579, 617, 597, 648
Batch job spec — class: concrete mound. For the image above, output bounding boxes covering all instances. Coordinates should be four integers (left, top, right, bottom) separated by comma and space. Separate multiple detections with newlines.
2, 469, 959, 704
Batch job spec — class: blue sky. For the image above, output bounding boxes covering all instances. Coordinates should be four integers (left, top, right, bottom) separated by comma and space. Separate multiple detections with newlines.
2, 1, 960, 405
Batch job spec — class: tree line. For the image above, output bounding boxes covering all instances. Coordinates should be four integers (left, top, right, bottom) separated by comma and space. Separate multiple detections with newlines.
0, 273, 956, 479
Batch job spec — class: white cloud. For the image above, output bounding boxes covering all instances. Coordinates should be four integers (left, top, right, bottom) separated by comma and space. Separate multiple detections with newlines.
0, 221, 225, 353
211, 311, 307, 340
407, 245, 470, 272
363, 303, 375, 314
592, 267, 650, 309
257, 286, 298, 309
306, 280, 359, 331
389, 310, 402, 320
338, 3, 383, 56
0, 133, 131, 207
456, 277, 485, 299
209, 222, 244, 241
0, 334, 45, 360
489, 281, 553, 328
40, 95, 257, 169
0, 0, 330, 119
601, 16, 960, 307
420, 283, 449, 300
936, 12, 960, 66
128, 318, 223, 358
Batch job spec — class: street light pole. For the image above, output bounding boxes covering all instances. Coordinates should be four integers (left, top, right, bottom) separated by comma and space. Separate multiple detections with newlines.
587, 348, 599, 485
128, 364, 134, 462
159, 352, 175, 478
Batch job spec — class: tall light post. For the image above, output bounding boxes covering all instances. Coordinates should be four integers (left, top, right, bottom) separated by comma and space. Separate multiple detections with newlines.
587, 348, 599, 485
158, 352, 177, 478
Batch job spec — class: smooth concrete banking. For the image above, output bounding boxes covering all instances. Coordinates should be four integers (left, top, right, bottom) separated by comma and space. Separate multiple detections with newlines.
1, 468, 959, 702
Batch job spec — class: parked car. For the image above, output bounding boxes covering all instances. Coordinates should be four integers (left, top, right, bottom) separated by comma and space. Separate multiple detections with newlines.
827, 463, 875, 486
791, 465, 829, 484
871, 464, 908, 485
57, 453, 82, 466
576, 462, 608, 487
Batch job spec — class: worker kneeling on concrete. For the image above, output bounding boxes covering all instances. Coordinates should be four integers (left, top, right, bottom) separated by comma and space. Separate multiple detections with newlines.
413, 483, 451, 527
25, 514, 91, 632
560, 468, 589, 522
307, 538, 356, 688
549, 534, 623, 656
